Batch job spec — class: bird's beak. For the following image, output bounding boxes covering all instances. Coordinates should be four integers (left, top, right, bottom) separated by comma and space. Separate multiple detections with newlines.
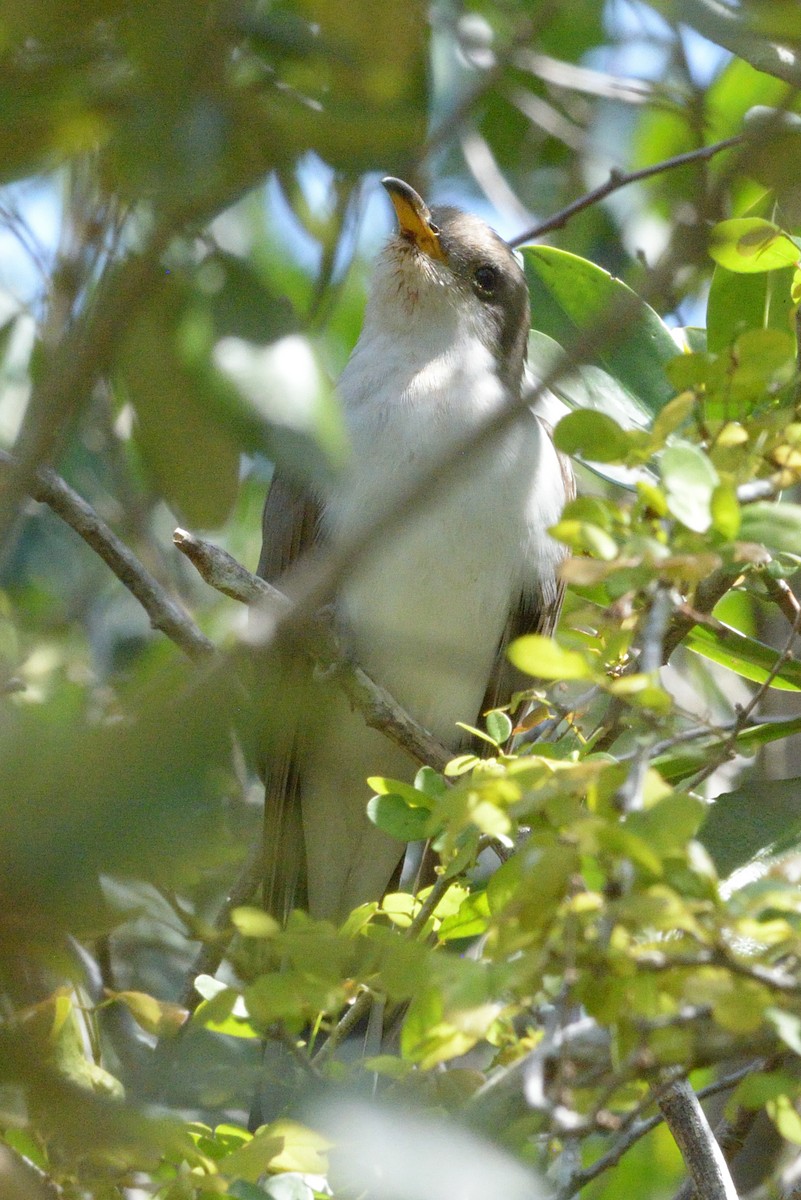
382, 177, 447, 263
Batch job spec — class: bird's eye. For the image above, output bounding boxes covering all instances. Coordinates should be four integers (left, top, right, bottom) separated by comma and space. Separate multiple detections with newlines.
473, 264, 498, 297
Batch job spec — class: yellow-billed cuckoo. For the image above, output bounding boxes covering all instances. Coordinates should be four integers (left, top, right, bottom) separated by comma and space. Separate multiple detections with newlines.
258, 178, 573, 923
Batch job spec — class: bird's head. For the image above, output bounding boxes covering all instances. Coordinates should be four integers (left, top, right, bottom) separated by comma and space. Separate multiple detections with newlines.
372, 177, 530, 391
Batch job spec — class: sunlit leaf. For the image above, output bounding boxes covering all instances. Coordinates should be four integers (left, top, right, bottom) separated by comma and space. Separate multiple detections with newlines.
554, 410, 630, 463
660, 443, 719, 533
522, 246, 678, 418
684, 624, 801, 691
708, 218, 800, 274
508, 635, 592, 680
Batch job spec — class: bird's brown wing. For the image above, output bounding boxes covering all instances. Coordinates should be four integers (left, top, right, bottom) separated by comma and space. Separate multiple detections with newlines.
478, 440, 575, 723
257, 473, 322, 585
256, 473, 322, 921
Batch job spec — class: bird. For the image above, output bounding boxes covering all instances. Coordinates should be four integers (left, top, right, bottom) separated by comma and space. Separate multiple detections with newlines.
257, 177, 573, 924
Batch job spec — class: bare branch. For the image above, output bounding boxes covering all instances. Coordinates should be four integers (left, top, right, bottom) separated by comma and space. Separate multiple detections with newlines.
0, 1143, 64, 1200
663, 567, 742, 662
0, 451, 214, 662
560, 1062, 765, 1199
173, 528, 452, 772
173, 527, 277, 607
510, 135, 742, 246
659, 1078, 739, 1200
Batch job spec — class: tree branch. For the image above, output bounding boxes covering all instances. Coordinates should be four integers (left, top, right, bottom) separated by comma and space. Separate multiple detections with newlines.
559, 1061, 764, 1199
659, 1078, 739, 1200
510, 135, 742, 245
173, 528, 452, 773
0, 451, 214, 662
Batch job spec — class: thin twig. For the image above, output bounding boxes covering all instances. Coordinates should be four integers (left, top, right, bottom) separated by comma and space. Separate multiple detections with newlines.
0, 1144, 64, 1200
682, 597, 801, 791
0, 451, 213, 662
311, 865, 458, 1067
267, 1022, 324, 1082
404, 871, 454, 940
635, 949, 801, 995
510, 135, 743, 245
763, 574, 801, 628
311, 989, 374, 1067
614, 582, 674, 814
180, 839, 265, 1010
663, 567, 742, 663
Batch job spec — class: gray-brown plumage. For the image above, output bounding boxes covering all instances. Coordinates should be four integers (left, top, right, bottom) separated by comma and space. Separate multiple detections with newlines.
258, 178, 573, 923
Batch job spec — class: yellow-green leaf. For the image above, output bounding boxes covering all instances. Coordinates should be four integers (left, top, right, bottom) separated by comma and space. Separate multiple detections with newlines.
508, 635, 592, 680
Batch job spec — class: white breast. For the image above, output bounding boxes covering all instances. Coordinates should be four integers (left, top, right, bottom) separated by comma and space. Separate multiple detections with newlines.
325, 322, 565, 744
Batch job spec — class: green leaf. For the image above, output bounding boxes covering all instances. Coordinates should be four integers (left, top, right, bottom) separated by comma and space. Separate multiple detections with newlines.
711, 482, 741, 539
554, 410, 630, 463
438, 891, 491, 941
221, 1128, 285, 1182
654, 716, 801, 783
485, 709, 513, 744
734, 1069, 801, 1109
625, 792, 707, 855
366, 793, 432, 842
106, 989, 188, 1037
551, 518, 619, 560
193, 988, 260, 1039
768, 1094, 801, 1144
708, 263, 795, 353
507, 635, 592, 680
367, 777, 433, 808
701, 777, 801, 875
203, 251, 297, 344
767, 1008, 801, 1056
521, 246, 678, 419
735, 715, 801, 753
261, 1120, 331, 1175
740, 502, 801, 555
413, 765, 448, 799
230, 907, 280, 939
707, 190, 796, 352
230, 1183, 273, 1200
708, 218, 800, 274
743, 107, 801, 193
118, 279, 241, 528
684, 624, 801, 691
660, 443, 719, 533
527, 330, 653, 431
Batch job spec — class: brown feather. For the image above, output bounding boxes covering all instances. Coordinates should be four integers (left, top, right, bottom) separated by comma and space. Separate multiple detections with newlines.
256, 473, 322, 920
257, 473, 322, 583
